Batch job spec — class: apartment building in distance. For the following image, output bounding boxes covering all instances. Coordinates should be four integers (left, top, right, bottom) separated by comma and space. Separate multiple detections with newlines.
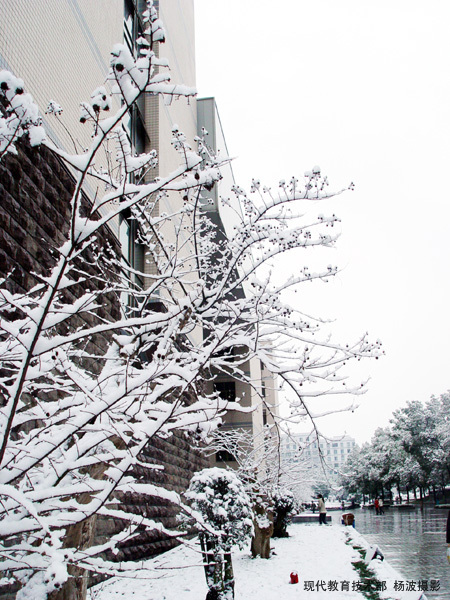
280, 432, 356, 480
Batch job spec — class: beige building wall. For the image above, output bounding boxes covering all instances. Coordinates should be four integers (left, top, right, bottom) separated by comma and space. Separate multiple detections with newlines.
0, 0, 197, 191
1, 0, 199, 308
195, 99, 280, 474
144, 1, 203, 342
158, 0, 197, 175
0, 0, 123, 166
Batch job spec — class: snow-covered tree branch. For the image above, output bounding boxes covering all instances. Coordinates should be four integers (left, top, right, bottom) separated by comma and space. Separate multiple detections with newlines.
0, 2, 382, 598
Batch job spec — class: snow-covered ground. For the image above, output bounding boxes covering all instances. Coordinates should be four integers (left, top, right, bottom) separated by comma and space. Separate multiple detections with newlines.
88, 523, 426, 600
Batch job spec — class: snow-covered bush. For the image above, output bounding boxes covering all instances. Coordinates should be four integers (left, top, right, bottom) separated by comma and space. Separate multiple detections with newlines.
185, 468, 252, 599
185, 468, 253, 549
271, 488, 298, 538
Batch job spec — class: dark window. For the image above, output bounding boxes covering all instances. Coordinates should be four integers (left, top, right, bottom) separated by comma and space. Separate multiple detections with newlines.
120, 1, 149, 291
216, 450, 236, 463
214, 381, 236, 403
124, 0, 143, 56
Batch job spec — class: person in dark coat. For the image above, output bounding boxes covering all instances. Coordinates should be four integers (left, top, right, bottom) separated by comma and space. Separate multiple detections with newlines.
317, 494, 327, 525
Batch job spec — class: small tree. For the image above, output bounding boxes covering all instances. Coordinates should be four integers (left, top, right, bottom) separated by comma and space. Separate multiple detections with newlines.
184, 468, 253, 600
205, 428, 279, 558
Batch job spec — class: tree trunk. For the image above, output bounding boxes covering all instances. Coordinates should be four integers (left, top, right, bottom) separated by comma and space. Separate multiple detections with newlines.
48, 458, 112, 600
200, 534, 216, 593
273, 510, 289, 538
223, 553, 235, 599
251, 512, 273, 559
432, 485, 437, 504
48, 516, 98, 600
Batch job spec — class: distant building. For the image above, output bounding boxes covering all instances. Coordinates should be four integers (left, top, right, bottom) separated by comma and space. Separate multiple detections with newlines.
280, 432, 356, 480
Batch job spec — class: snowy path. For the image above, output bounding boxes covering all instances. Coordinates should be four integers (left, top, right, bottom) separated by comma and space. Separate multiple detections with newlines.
88, 523, 425, 600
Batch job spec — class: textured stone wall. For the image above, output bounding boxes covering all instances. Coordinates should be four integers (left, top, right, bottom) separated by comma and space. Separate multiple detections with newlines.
0, 141, 75, 293
0, 140, 122, 366
96, 432, 208, 562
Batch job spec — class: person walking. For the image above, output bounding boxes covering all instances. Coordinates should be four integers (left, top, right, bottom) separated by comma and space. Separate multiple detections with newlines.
317, 494, 327, 525
374, 498, 380, 515
378, 498, 384, 515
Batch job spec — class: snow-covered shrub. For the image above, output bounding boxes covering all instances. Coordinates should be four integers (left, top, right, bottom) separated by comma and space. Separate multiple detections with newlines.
271, 488, 298, 538
185, 468, 253, 599
185, 467, 253, 550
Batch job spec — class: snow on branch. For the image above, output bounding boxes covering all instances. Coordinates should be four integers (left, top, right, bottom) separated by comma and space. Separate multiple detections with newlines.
0, 1, 382, 596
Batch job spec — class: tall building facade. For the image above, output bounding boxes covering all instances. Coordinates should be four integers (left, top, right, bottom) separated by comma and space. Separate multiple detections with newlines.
197, 97, 280, 472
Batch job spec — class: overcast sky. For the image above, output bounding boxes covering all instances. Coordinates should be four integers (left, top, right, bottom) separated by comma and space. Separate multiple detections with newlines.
194, 0, 450, 444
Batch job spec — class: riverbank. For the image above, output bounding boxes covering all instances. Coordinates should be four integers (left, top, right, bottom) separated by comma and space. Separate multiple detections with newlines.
88, 523, 426, 600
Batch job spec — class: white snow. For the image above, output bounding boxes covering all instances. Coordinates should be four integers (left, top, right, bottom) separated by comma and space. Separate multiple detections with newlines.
88, 523, 427, 600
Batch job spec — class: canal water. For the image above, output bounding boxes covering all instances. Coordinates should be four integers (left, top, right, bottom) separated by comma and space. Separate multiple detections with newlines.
335, 506, 449, 600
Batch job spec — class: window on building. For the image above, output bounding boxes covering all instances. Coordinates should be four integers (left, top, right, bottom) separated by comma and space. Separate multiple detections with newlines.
118, 2, 149, 293
119, 208, 145, 294
216, 450, 236, 463
214, 381, 236, 403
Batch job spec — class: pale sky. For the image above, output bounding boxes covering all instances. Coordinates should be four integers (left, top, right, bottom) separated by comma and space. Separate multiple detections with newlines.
194, 0, 450, 444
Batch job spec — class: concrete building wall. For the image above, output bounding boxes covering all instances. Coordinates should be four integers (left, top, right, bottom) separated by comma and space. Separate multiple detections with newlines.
158, 0, 197, 175
0, 0, 122, 161
197, 98, 280, 472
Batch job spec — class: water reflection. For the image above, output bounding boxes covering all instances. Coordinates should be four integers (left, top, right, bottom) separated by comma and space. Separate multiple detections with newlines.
342, 506, 449, 599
